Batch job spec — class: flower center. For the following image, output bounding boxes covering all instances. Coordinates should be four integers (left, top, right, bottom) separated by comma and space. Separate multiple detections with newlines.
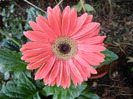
52, 36, 77, 60
58, 43, 71, 54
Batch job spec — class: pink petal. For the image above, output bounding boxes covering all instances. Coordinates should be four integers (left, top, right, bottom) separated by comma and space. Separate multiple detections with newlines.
62, 11, 70, 36
68, 59, 83, 81
25, 51, 51, 62
60, 63, 66, 88
43, 71, 51, 85
82, 52, 105, 62
64, 61, 71, 88
29, 21, 41, 31
39, 56, 56, 79
48, 59, 60, 83
77, 36, 106, 45
51, 78, 56, 86
78, 44, 105, 52
48, 11, 61, 37
62, 6, 70, 16
47, 7, 53, 14
84, 15, 93, 25
78, 27, 100, 41
36, 17, 56, 39
24, 31, 50, 42
78, 51, 104, 66
65, 61, 70, 76
70, 70, 77, 86
53, 5, 62, 32
74, 57, 91, 78
20, 42, 49, 52
70, 70, 82, 85
74, 55, 97, 74
67, 8, 77, 36
35, 65, 44, 80
27, 54, 52, 69
71, 23, 100, 39
94, 52, 105, 58
56, 60, 63, 87
73, 59, 87, 81
22, 48, 50, 57
70, 13, 87, 37
38, 15, 49, 25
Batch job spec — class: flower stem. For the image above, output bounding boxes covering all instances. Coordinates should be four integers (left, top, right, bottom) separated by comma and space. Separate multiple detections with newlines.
24, 0, 47, 13
80, 0, 86, 13
0, 30, 22, 48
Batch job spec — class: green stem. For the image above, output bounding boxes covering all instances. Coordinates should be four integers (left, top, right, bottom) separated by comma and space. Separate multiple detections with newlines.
0, 30, 22, 48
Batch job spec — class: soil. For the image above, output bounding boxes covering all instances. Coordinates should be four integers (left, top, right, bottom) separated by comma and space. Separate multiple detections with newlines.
1, 0, 133, 98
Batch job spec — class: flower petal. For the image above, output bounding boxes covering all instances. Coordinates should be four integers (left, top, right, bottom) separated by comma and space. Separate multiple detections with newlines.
74, 55, 97, 74
77, 36, 106, 45
64, 61, 71, 88
29, 21, 41, 31
68, 59, 83, 81
39, 56, 56, 79
36, 16, 56, 39
62, 11, 70, 36
84, 15, 93, 25
70, 69, 82, 86
38, 15, 49, 25
73, 59, 87, 81
27, 54, 52, 69
48, 11, 61, 37
78, 51, 104, 66
25, 51, 51, 62
24, 31, 50, 42
60, 63, 66, 88
70, 13, 87, 36
20, 42, 49, 52
62, 6, 70, 16
78, 44, 105, 52
71, 23, 100, 39
67, 8, 77, 36
77, 27, 100, 41
48, 59, 60, 83
56, 60, 63, 87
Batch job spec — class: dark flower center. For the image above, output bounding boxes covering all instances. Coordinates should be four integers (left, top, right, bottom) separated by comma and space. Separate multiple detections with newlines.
58, 43, 71, 54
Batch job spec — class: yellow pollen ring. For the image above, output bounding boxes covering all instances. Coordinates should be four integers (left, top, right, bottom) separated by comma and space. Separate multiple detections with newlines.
52, 36, 77, 60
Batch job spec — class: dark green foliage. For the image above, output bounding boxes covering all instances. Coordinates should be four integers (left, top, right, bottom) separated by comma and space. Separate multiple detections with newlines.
76, 86, 99, 99
93, 49, 118, 69
0, 49, 27, 74
25, 7, 47, 30
2, 40, 20, 52
43, 82, 88, 99
0, 73, 41, 99
1, 4, 25, 39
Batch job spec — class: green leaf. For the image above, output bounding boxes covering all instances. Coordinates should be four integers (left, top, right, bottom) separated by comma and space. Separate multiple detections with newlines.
71, 5, 82, 12
0, 49, 27, 74
77, 91, 99, 99
76, 86, 99, 99
71, 2, 82, 12
43, 82, 87, 99
10, 4, 15, 13
0, 73, 41, 99
1, 4, 24, 39
131, 67, 133, 72
2, 40, 20, 52
25, 7, 47, 30
84, 4, 95, 12
93, 49, 118, 69
1, 8, 6, 16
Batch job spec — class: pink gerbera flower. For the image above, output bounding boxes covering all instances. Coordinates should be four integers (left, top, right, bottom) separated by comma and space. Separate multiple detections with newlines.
20, 5, 106, 89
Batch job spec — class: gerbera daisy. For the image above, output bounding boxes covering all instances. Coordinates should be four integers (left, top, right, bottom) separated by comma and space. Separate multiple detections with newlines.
20, 5, 106, 89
